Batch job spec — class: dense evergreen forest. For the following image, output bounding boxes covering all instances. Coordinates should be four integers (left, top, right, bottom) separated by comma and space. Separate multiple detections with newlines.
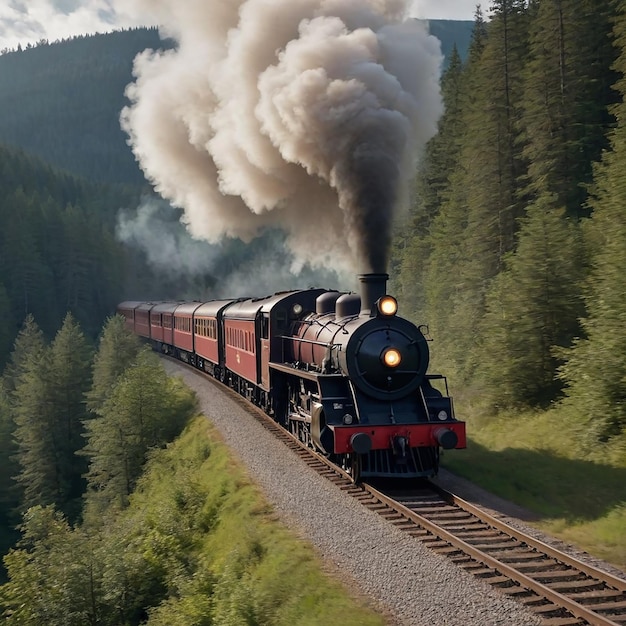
0, 28, 169, 185
391, 0, 626, 450
0, 144, 142, 356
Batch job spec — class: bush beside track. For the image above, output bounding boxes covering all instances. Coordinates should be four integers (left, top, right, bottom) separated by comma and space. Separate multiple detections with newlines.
114, 416, 385, 625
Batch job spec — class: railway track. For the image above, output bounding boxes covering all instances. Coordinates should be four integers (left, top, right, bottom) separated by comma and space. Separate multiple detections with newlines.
169, 358, 626, 626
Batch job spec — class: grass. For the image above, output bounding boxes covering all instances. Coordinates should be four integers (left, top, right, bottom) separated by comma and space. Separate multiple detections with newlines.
128, 416, 386, 626
442, 406, 626, 571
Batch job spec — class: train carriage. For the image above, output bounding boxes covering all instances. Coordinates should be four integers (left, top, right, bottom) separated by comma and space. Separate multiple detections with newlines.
134, 302, 156, 339
194, 300, 238, 379
117, 301, 144, 333
222, 299, 262, 395
150, 302, 178, 349
173, 302, 203, 357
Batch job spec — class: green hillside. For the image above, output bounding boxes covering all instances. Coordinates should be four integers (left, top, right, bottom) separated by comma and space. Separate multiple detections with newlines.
0, 28, 168, 184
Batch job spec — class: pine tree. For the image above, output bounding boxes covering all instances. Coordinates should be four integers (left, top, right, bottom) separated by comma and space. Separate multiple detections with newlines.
0, 505, 103, 625
424, 2, 530, 381
558, 4, 626, 441
478, 197, 584, 408
394, 45, 465, 320
47, 313, 93, 513
83, 349, 196, 515
0, 385, 19, 528
2, 314, 46, 393
0, 283, 15, 369
519, 0, 618, 218
86, 315, 141, 414
12, 314, 92, 519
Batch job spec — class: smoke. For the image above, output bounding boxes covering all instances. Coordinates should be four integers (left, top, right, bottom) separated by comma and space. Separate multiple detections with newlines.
119, 0, 443, 275
116, 196, 346, 297
116, 197, 223, 277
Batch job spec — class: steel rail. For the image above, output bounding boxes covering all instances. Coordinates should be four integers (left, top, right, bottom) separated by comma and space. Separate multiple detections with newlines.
364, 482, 623, 626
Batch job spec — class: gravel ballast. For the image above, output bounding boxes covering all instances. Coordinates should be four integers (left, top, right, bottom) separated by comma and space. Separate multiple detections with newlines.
164, 361, 541, 626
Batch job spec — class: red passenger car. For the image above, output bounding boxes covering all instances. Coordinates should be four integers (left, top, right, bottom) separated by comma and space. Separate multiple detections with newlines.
150, 302, 178, 348
134, 302, 156, 339
172, 302, 202, 355
222, 300, 259, 388
117, 301, 144, 333
194, 300, 237, 379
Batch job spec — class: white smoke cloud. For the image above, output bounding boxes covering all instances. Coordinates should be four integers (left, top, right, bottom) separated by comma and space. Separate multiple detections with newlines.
119, 0, 444, 275
116, 196, 346, 298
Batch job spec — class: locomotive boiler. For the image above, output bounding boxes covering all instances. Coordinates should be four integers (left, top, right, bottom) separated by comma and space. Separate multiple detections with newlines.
118, 273, 465, 482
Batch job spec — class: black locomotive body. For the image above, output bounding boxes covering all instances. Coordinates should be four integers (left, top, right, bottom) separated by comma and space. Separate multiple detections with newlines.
119, 273, 465, 481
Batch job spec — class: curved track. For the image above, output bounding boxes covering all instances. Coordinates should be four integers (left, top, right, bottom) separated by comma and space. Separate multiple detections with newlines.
167, 357, 626, 626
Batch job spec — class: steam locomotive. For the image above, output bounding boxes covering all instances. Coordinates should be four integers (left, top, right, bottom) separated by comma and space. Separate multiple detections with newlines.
118, 273, 465, 481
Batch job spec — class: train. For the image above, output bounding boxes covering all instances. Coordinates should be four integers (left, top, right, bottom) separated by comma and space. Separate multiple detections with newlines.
118, 272, 465, 481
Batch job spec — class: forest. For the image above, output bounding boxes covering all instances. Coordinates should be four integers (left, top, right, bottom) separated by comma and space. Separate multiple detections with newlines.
391, 0, 626, 453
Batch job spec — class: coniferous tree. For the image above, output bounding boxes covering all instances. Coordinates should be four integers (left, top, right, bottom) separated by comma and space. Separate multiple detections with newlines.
0, 386, 18, 526
424, 2, 529, 381
47, 313, 93, 513
558, 5, 626, 441
478, 197, 584, 407
83, 349, 196, 515
0, 284, 14, 368
519, 0, 618, 218
1, 315, 46, 393
0, 505, 103, 626
394, 45, 465, 320
86, 315, 142, 414
418, 8, 489, 375
13, 314, 92, 519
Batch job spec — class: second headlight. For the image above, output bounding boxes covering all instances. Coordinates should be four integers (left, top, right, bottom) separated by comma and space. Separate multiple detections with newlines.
382, 347, 402, 368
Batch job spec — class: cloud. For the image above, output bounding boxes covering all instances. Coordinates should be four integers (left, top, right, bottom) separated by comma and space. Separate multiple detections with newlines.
0, 0, 147, 49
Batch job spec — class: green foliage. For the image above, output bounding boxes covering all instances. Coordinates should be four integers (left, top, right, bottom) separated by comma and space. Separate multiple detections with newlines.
478, 199, 585, 408
2, 418, 384, 626
0, 315, 46, 561
0, 386, 18, 528
0, 29, 169, 185
12, 314, 92, 520
519, 0, 618, 218
86, 315, 142, 413
0, 506, 103, 626
394, 0, 622, 417
558, 4, 626, 441
1, 315, 46, 393
82, 349, 197, 515
0, 143, 141, 358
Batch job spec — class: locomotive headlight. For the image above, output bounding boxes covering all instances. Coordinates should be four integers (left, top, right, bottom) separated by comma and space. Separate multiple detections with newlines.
377, 296, 398, 316
292, 303, 303, 316
382, 348, 402, 368
343, 413, 354, 425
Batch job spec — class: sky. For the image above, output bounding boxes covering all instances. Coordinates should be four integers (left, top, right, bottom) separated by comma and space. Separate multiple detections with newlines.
0, 0, 480, 52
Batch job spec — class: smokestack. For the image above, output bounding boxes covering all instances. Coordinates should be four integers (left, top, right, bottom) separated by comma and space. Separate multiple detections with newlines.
359, 273, 388, 316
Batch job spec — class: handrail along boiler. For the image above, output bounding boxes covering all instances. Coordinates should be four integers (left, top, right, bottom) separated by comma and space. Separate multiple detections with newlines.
118, 273, 465, 481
